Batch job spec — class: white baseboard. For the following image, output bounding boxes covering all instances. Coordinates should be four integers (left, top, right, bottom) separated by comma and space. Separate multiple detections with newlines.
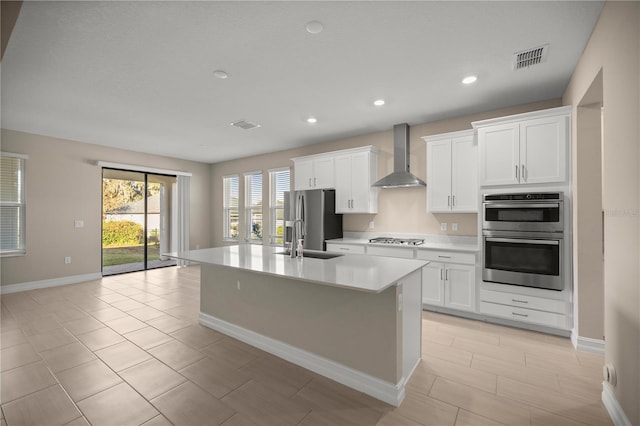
0, 272, 102, 294
199, 312, 406, 407
602, 382, 632, 426
571, 330, 605, 355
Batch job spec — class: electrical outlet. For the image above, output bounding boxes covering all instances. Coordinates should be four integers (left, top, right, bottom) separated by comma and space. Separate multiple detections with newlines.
452, 223, 458, 231
440, 223, 447, 231
369, 221, 375, 229
64, 257, 71, 264
74, 219, 84, 228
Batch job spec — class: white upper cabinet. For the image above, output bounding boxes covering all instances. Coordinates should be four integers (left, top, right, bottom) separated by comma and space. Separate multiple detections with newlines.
473, 106, 571, 187
292, 146, 378, 214
292, 154, 335, 190
334, 147, 378, 214
520, 115, 567, 184
423, 130, 477, 213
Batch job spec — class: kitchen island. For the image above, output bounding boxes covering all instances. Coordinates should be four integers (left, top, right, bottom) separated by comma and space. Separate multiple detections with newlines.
167, 245, 427, 406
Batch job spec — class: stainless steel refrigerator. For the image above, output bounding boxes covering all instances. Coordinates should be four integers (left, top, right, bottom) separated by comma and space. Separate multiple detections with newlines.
284, 189, 343, 251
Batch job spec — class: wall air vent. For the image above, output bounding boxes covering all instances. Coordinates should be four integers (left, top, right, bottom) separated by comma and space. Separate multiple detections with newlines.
230, 120, 261, 130
513, 44, 549, 70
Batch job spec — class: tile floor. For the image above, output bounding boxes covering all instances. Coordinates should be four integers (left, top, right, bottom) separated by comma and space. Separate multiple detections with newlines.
0, 265, 612, 425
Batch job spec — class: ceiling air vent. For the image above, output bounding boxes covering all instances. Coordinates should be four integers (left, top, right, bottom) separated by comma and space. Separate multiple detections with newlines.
513, 44, 549, 70
230, 120, 261, 130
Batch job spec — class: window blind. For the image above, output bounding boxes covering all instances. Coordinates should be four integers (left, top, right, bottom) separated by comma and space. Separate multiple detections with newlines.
0, 153, 26, 256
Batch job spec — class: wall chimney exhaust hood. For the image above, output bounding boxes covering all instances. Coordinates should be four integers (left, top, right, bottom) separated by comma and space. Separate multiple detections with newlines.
373, 123, 426, 188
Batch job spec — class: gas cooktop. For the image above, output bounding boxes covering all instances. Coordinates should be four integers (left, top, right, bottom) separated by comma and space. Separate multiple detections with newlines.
368, 237, 424, 246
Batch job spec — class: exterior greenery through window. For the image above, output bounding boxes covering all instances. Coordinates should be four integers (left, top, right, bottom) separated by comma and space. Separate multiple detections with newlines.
245, 172, 263, 243
223, 175, 239, 240
0, 152, 27, 256
269, 168, 290, 245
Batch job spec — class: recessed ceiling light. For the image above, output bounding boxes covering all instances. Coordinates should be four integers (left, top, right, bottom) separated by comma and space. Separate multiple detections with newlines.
305, 21, 324, 34
462, 75, 477, 85
373, 99, 385, 106
213, 70, 228, 79
307, 117, 318, 124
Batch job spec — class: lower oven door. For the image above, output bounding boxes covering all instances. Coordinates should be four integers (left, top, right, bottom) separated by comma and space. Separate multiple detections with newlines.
483, 231, 563, 291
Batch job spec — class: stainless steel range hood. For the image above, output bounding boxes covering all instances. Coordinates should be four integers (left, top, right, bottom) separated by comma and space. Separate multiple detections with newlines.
373, 123, 426, 188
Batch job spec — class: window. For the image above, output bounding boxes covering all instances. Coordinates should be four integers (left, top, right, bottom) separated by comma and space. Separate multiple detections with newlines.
1, 152, 27, 256
269, 168, 290, 245
245, 172, 263, 243
223, 175, 239, 240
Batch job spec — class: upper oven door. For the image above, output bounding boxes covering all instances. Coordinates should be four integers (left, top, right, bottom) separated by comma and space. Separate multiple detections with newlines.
483, 201, 563, 232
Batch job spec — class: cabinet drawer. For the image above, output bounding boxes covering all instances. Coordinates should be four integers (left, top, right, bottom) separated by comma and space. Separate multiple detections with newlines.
416, 250, 475, 265
480, 301, 568, 329
480, 289, 567, 314
367, 246, 414, 259
326, 243, 365, 254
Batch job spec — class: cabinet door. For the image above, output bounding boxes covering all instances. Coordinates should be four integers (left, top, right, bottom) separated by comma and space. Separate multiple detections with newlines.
479, 123, 520, 186
426, 140, 452, 212
294, 158, 314, 190
422, 262, 445, 306
445, 264, 475, 312
520, 115, 567, 184
313, 156, 335, 189
334, 154, 352, 212
349, 151, 373, 213
451, 136, 478, 212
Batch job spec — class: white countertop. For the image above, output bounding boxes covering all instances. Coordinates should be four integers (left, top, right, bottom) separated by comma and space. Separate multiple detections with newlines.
327, 237, 479, 253
166, 245, 428, 293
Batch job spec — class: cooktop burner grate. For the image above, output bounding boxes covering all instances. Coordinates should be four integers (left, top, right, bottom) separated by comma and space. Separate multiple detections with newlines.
368, 237, 424, 246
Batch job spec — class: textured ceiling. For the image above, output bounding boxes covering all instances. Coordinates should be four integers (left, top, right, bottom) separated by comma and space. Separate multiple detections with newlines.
1, 1, 603, 163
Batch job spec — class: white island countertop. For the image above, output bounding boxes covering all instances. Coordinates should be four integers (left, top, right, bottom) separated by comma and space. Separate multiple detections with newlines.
167, 245, 428, 293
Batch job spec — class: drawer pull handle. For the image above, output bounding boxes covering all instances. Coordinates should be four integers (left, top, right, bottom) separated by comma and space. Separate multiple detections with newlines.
340, 248, 349, 251
438, 255, 451, 259
512, 312, 529, 318
512, 299, 528, 304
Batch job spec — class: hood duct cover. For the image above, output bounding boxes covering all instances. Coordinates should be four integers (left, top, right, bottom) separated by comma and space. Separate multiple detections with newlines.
373, 123, 426, 188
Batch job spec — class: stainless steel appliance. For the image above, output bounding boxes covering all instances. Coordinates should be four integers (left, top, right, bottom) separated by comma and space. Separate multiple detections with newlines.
368, 237, 424, 246
372, 123, 426, 188
284, 189, 343, 252
483, 192, 563, 232
482, 192, 564, 291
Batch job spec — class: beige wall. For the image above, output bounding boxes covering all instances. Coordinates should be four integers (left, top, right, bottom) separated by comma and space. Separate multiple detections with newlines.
200, 264, 402, 383
210, 99, 561, 247
0, 129, 212, 286
563, 1, 640, 424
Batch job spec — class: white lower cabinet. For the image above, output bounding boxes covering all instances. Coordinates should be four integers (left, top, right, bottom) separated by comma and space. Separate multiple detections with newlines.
479, 288, 570, 329
417, 250, 476, 312
325, 243, 365, 254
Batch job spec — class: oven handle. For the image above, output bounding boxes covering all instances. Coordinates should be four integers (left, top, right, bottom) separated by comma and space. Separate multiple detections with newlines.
484, 203, 561, 209
486, 237, 559, 246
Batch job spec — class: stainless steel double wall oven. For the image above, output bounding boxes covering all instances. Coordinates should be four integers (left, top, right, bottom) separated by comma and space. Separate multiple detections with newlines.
482, 192, 564, 291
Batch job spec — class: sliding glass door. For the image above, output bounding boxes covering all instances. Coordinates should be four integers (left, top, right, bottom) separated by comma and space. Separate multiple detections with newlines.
102, 168, 177, 275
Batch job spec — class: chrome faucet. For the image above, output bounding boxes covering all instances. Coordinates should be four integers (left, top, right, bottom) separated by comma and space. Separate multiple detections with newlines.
290, 218, 304, 258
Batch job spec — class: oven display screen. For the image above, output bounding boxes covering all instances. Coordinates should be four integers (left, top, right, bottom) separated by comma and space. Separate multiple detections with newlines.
486, 206, 560, 223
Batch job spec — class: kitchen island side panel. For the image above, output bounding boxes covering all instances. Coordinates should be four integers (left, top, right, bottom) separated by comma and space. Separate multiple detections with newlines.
200, 264, 401, 384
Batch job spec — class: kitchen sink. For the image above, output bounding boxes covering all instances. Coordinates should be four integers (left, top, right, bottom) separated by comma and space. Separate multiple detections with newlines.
276, 250, 344, 260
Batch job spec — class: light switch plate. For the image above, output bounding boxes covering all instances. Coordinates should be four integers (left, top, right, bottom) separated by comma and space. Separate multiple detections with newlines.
74, 220, 84, 228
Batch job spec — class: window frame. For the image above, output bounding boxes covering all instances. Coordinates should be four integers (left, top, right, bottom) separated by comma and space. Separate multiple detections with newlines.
0, 152, 28, 257
244, 171, 263, 244
268, 167, 290, 246
222, 174, 239, 241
